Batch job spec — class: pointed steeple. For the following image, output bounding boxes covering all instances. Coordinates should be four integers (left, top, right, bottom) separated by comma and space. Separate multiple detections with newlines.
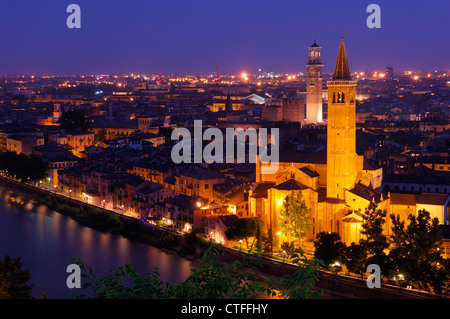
332, 35, 352, 80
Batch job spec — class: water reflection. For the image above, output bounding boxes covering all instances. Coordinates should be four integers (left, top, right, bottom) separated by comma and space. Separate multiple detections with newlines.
0, 186, 195, 299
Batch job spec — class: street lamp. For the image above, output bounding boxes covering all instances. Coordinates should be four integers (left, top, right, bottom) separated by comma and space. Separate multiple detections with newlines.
239, 239, 242, 251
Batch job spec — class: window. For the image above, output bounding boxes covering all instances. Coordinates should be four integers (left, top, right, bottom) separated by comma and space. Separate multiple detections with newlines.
204, 184, 209, 190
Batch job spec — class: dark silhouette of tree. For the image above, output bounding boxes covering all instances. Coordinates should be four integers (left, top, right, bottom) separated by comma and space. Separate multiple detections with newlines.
0, 255, 33, 299
95, 128, 107, 143
0, 151, 47, 182
58, 109, 91, 131
344, 242, 367, 277
390, 209, 448, 293
225, 217, 263, 250
359, 203, 390, 271
313, 232, 346, 269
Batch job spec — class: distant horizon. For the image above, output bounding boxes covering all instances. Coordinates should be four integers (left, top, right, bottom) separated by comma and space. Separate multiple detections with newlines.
0, 67, 446, 78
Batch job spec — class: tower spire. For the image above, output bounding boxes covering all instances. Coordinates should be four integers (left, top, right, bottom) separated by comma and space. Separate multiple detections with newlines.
332, 36, 351, 80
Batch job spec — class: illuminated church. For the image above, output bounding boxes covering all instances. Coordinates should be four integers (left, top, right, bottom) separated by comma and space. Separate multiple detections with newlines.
249, 36, 387, 246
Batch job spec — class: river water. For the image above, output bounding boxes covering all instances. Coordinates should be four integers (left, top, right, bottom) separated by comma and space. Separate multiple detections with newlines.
0, 186, 196, 299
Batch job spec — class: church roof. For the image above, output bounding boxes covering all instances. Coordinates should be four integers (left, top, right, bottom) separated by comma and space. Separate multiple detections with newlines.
348, 183, 383, 203
299, 166, 320, 178
251, 182, 275, 198
332, 36, 352, 81
273, 179, 308, 191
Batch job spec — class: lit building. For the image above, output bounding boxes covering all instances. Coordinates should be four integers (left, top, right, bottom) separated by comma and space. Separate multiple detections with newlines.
250, 36, 388, 247
305, 40, 323, 124
326, 35, 361, 200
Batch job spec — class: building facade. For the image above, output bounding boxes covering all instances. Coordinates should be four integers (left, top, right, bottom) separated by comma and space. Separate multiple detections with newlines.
305, 41, 323, 124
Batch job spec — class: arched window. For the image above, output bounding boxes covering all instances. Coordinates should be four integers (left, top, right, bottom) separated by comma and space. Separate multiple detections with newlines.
342, 92, 345, 103
332, 92, 336, 103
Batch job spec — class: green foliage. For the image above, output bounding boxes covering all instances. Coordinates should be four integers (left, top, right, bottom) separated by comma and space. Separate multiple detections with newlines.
172, 248, 264, 299
71, 247, 323, 299
389, 209, 448, 293
278, 191, 313, 245
70, 257, 171, 299
0, 255, 34, 299
262, 228, 274, 255
313, 232, 346, 269
359, 203, 390, 270
225, 217, 263, 250
344, 242, 367, 277
281, 241, 296, 256
0, 151, 47, 182
266, 248, 323, 299
58, 109, 91, 131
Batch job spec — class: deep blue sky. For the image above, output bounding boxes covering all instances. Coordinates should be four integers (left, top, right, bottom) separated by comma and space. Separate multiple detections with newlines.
0, 0, 448, 75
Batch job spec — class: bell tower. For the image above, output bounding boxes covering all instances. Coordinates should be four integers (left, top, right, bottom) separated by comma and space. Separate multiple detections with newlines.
305, 40, 323, 124
326, 35, 357, 199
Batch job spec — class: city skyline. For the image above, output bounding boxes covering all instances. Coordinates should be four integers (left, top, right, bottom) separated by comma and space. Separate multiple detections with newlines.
0, 0, 448, 75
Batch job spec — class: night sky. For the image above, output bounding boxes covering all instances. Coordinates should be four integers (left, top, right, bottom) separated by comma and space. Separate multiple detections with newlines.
0, 0, 448, 75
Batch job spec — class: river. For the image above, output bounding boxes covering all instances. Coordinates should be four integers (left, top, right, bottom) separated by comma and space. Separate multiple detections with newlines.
0, 186, 196, 299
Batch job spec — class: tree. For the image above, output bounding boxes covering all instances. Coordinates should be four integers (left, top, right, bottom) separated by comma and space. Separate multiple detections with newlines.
225, 217, 263, 250
0, 255, 34, 299
58, 109, 91, 131
313, 232, 346, 269
0, 151, 47, 182
389, 209, 448, 293
95, 128, 107, 143
158, 127, 174, 144
266, 248, 323, 299
359, 203, 390, 271
72, 247, 323, 299
278, 191, 313, 247
280, 241, 296, 262
262, 228, 274, 255
344, 242, 368, 277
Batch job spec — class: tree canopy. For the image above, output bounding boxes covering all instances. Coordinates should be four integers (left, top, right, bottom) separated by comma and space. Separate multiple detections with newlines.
225, 217, 263, 250
58, 109, 91, 131
0, 151, 47, 182
278, 191, 313, 245
0, 255, 34, 299
389, 209, 448, 293
71, 247, 323, 299
313, 232, 346, 269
